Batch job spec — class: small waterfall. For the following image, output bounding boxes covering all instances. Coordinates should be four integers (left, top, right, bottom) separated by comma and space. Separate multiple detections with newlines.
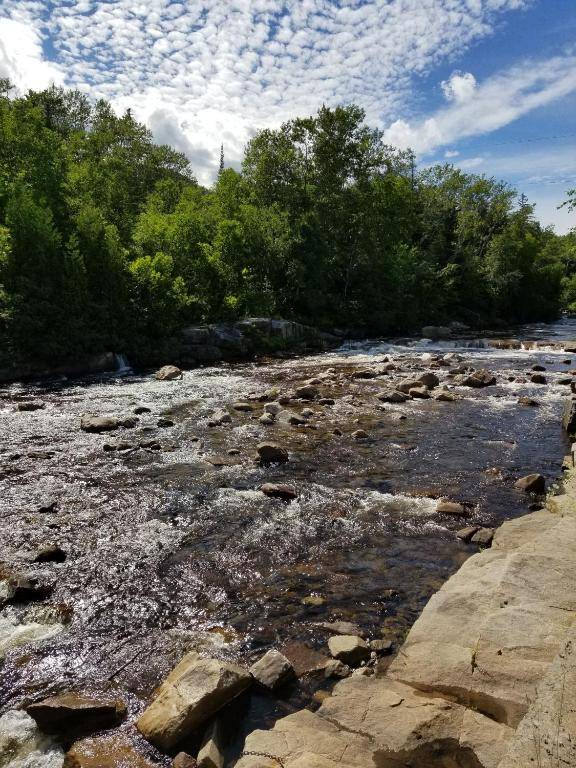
114, 353, 132, 375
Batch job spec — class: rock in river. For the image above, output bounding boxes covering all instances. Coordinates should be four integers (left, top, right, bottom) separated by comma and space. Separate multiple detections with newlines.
64, 735, 156, 768
256, 443, 289, 464
27, 693, 126, 736
514, 473, 546, 493
80, 416, 118, 434
137, 652, 251, 750
16, 400, 45, 412
327, 635, 370, 666
460, 369, 497, 388
436, 500, 468, 516
260, 483, 297, 500
249, 649, 295, 690
530, 373, 547, 385
294, 384, 319, 400
155, 365, 183, 381
34, 544, 67, 563
378, 390, 409, 403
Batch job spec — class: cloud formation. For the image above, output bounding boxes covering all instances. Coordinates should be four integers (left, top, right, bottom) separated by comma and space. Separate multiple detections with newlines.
0, 0, 534, 182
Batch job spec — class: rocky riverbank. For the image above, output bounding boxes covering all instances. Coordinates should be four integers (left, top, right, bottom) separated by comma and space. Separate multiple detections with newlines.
2, 325, 576, 767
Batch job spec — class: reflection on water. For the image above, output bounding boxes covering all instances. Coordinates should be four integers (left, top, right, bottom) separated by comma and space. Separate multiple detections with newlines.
0, 319, 574, 754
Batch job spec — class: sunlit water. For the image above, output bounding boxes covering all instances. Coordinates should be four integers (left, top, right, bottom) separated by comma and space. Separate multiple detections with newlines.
1, 318, 575, 760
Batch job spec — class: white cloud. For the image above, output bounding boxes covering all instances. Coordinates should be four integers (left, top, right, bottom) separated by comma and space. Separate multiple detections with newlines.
441, 71, 477, 103
0, 17, 64, 92
384, 55, 576, 156
0, 0, 532, 183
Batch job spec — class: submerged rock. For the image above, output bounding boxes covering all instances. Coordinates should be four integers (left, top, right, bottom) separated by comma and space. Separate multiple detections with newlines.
137, 652, 251, 750
249, 649, 295, 690
27, 694, 126, 736
155, 365, 183, 381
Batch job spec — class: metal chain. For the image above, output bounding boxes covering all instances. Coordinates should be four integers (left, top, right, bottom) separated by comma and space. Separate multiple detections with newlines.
240, 750, 285, 767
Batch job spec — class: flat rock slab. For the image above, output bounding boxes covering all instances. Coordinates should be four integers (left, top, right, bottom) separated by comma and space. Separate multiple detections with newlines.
27, 693, 125, 735
137, 652, 251, 750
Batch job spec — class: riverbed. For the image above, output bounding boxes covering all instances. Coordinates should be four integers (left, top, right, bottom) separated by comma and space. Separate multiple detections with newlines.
1, 319, 575, 762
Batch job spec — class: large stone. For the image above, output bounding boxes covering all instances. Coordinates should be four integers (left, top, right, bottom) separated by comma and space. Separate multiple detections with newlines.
277, 409, 306, 426
436, 500, 468, 516
155, 365, 183, 381
377, 390, 409, 403
63, 736, 156, 768
249, 649, 295, 690
396, 379, 421, 394
417, 372, 440, 388
137, 652, 251, 750
514, 473, 545, 493
460, 370, 497, 388
294, 385, 319, 400
327, 635, 370, 666
260, 483, 297, 501
256, 443, 289, 464
0, 709, 64, 768
80, 416, 118, 433
27, 694, 125, 735
408, 386, 430, 399
17, 401, 45, 412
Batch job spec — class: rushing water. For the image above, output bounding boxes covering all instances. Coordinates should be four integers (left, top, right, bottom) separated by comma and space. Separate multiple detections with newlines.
1, 319, 575, 761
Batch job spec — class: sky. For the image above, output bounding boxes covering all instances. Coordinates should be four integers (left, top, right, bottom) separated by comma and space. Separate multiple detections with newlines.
0, 0, 574, 232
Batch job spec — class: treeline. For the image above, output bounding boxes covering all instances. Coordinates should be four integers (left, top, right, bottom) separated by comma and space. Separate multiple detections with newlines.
0, 82, 574, 365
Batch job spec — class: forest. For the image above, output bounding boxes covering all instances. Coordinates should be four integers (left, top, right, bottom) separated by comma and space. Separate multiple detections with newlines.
1, 81, 575, 366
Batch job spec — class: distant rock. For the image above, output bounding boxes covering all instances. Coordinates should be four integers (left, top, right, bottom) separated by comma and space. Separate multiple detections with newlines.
530, 373, 547, 385
460, 370, 497, 388
134, 406, 151, 414
27, 693, 126, 736
294, 384, 319, 400
257, 443, 289, 464
378, 390, 409, 403
260, 483, 297, 500
232, 402, 253, 412
352, 429, 369, 439
155, 365, 182, 381
207, 410, 231, 427
34, 544, 67, 563
514, 474, 545, 493
80, 416, 118, 433
16, 401, 45, 412
137, 652, 251, 750
249, 649, 295, 690
327, 635, 370, 666
417, 372, 439, 388
409, 386, 430, 399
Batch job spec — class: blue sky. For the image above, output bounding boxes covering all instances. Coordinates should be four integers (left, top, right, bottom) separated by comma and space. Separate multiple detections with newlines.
0, 0, 574, 231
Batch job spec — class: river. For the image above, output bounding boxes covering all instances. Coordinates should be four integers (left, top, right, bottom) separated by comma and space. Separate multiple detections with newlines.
1, 318, 575, 762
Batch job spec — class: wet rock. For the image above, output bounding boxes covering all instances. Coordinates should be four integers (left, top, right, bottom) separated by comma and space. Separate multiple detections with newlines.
417, 372, 439, 388
370, 639, 393, 655
558, 376, 572, 385
531, 364, 546, 371
16, 400, 45, 412
471, 527, 494, 546
27, 694, 126, 736
0, 709, 64, 767
433, 390, 455, 402
316, 621, 364, 637
232, 402, 253, 412
206, 455, 242, 467
408, 386, 430, 399
118, 415, 139, 429
456, 526, 480, 542
263, 402, 282, 415
460, 370, 497, 388
378, 390, 409, 403
34, 544, 67, 563
207, 410, 231, 427
279, 642, 329, 676
137, 652, 251, 750
157, 417, 174, 428
277, 409, 306, 426
518, 396, 539, 407
140, 439, 161, 450
436, 500, 468, 516
28, 450, 56, 460
563, 397, 576, 433
397, 379, 421, 394
323, 659, 351, 679
260, 483, 297, 501
277, 394, 291, 405
134, 406, 151, 414
227, 448, 241, 455
259, 414, 274, 426
514, 473, 545, 493
294, 384, 318, 400
80, 416, 118, 434
249, 649, 295, 690
64, 736, 156, 768
327, 635, 370, 666
351, 369, 377, 379
37, 500, 58, 513
332, 428, 343, 436
351, 429, 368, 439
155, 365, 183, 381
301, 407, 315, 418
257, 443, 289, 464
530, 373, 547, 384
173, 754, 198, 768
318, 398, 335, 405
0, 614, 64, 660
6, 575, 53, 602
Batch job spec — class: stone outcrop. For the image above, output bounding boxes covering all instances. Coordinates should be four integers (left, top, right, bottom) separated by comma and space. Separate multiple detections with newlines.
137, 652, 251, 750
235, 462, 576, 768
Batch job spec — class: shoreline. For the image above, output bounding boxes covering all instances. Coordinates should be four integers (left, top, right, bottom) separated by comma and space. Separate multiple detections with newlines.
236, 427, 576, 768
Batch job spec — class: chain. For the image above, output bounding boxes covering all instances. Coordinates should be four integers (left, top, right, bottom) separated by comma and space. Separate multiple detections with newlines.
240, 751, 285, 767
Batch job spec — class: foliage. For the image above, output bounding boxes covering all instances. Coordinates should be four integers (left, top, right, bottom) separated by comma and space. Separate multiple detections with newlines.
0, 83, 573, 366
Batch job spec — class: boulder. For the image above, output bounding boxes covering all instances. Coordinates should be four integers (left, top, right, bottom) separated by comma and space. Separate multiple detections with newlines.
157, 417, 174, 428
260, 483, 297, 501
294, 385, 318, 400
351, 429, 368, 439
173, 754, 198, 768
408, 386, 430, 399
436, 500, 468, 516
155, 365, 183, 381
137, 652, 251, 750
27, 694, 126, 736
530, 373, 546, 384
263, 402, 282, 415
64, 736, 156, 768
433, 390, 456, 402
80, 416, 118, 433
34, 544, 67, 563
232, 402, 253, 412
197, 720, 224, 768
327, 635, 370, 666
134, 406, 151, 414
323, 660, 351, 679
259, 414, 274, 426
456, 526, 480, 542
249, 649, 295, 690
514, 473, 545, 493
277, 409, 306, 426
396, 379, 421, 394
256, 443, 289, 464
377, 390, 409, 403
417, 372, 439, 388
316, 621, 364, 637
16, 401, 45, 412
207, 410, 231, 427
460, 370, 497, 388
